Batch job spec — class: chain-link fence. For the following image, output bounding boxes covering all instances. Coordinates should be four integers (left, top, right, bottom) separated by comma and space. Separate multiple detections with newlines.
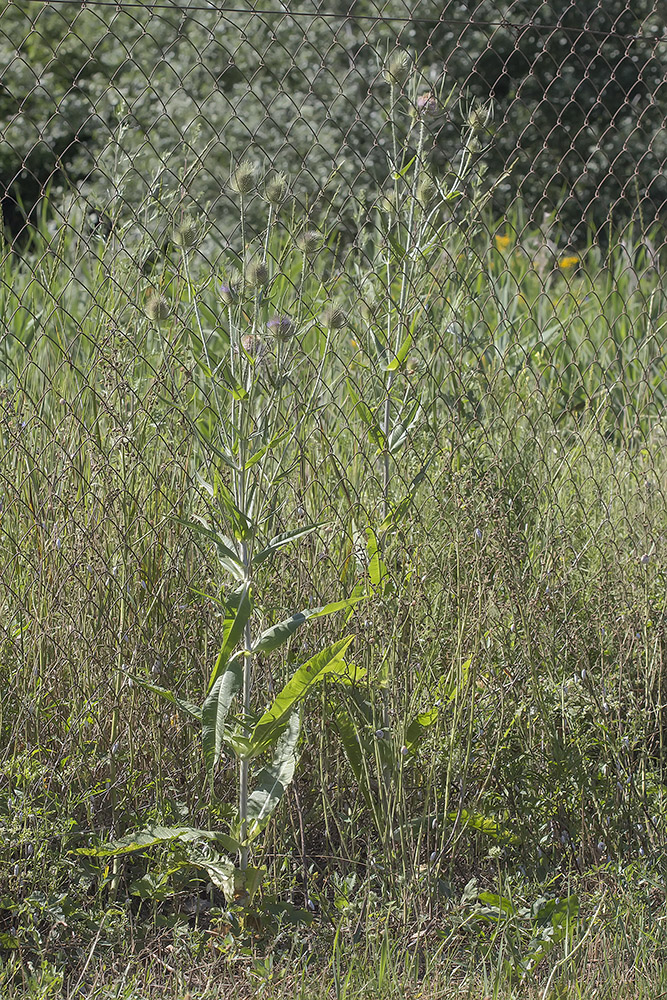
1, 0, 666, 963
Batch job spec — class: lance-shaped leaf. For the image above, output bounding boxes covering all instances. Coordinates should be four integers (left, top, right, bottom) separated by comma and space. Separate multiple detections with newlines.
126, 675, 201, 722
333, 706, 374, 810
384, 329, 413, 372
346, 378, 386, 452
207, 585, 253, 692
252, 523, 321, 567
244, 429, 290, 470
252, 595, 367, 656
366, 528, 390, 591
177, 516, 245, 582
388, 398, 421, 453
245, 711, 300, 838
246, 637, 355, 758
202, 656, 244, 775
75, 824, 239, 857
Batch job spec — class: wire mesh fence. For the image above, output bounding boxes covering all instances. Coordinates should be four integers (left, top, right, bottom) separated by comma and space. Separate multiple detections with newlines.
1, 0, 666, 957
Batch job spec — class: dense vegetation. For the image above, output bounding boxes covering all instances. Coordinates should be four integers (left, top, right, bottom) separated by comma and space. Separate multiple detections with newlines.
0, 20, 666, 1000
0, 0, 665, 240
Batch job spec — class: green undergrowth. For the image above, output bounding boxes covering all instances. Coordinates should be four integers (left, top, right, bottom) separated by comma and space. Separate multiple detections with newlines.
1, 60, 666, 997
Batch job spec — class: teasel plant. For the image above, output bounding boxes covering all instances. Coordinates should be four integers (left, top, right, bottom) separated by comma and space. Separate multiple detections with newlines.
111, 164, 367, 905
355, 52, 506, 518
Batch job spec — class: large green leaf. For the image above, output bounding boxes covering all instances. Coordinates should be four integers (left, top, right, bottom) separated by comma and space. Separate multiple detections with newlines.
245, 711, 301, 837
247, 637, 356, 757
202, 657, 244, 775
252, 596, 366, 655
75, 824, 239, 857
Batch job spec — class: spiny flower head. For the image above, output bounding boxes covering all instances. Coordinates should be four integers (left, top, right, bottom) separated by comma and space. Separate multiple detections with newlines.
416, 172, 437, 208
218, 280, 238, 305
383, 49, 411, 86
264, 171, 289, 206
298, 229, 323, 256
173, 217, 198, 250
240, 333, 266, 360
267, 314, 295, 342
415, 92, 439, 117
230, 159, 258, 196
467, 102, 491, 135
245, 258, 269, 287
321, 304, 348, 330
145, 292, 170, 322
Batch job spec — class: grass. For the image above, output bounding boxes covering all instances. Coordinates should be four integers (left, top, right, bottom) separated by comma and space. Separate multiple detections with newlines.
0, 66, 666, 998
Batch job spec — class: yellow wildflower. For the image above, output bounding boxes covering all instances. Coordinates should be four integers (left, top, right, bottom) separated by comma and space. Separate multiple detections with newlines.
559, 254, 580, 270
495, 233, 511, 251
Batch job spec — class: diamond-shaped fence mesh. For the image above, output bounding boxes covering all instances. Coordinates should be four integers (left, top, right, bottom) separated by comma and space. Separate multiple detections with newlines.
1, 0, 666, 916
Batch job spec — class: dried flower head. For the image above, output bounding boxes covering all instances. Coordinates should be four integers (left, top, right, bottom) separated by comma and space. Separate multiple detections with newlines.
245, 259, 269, 287
264, 171, 288, 206
383, 49, 411, 86
173, 217, 198, 250
321, 304, 348, 330
298, 230, 323, 256
230, 159, 257, 196
240, 333, 266, 360
145, 292, 170, 322
267, 315, 295, 342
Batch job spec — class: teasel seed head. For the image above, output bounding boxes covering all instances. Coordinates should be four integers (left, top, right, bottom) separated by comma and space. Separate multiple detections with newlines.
173, 217, 199, 250
383, 49, 411, 86
264, 171, 289, 206
416, 172, 437, 208
240, 333, 266, 360
298, 229, 323, 256
321, 304, 348, 330
145, 292, 170, 322
267, 314, 295, 342
230, 159, 258, 196
467, 101, 491, 135
245, 258, 269, 288
218, 280, 238, 306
